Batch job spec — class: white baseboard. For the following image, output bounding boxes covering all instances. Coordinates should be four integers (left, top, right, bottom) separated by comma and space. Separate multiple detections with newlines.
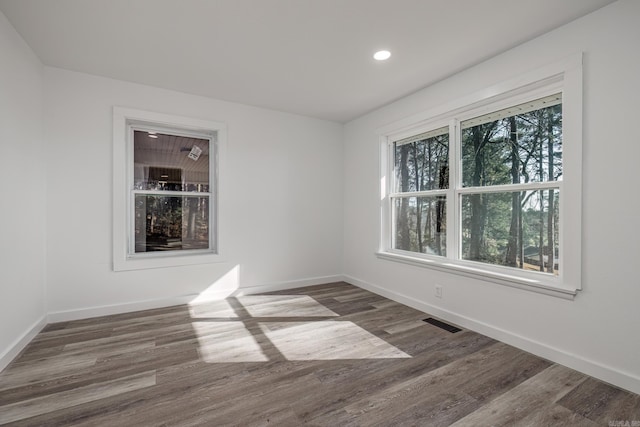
0, 316, 47, 373
47, 294, 200, 323
232, 275, 346, 295
343, 274, 640, 396
47, 274, 345, 323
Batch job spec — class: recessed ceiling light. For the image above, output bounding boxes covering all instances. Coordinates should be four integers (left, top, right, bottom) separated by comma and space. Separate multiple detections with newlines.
374, 50, 391, 61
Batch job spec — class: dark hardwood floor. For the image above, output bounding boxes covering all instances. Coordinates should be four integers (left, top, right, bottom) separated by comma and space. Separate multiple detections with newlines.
1, 282, 638, 426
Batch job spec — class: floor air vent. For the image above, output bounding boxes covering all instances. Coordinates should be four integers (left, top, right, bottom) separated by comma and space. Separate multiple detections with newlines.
423, 318, 461, 333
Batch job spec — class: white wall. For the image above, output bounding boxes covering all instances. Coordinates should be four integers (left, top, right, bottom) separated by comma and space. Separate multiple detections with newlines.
4, 0, 638, 396
44, 68, 344, 316
0, 10, 47, 367
343, 0, 640, 393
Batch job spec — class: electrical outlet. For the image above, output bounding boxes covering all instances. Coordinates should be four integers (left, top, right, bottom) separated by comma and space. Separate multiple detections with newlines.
435, 285, 443, 299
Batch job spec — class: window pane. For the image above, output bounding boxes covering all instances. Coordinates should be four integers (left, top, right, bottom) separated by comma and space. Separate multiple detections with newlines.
134, 195, 210, 253
133, 130, 211, 192
461, 94, 562, 188
461, 189, 559, 275
394, 196, 446, 256
394, 127, 449, 193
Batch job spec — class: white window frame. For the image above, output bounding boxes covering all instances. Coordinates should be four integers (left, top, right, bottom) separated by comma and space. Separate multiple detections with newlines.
113, 107, 226, 271
377, 54, 582, 299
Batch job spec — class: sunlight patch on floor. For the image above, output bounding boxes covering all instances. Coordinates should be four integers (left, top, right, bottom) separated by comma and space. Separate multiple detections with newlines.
259, 321, 411, 360
189, 299, 239, 319
192, 321, 268, 362
236, 295, 339, 318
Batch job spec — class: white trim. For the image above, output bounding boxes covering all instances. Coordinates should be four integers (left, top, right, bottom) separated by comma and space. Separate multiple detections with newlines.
0, 316, 47, 373
343, 274, 640, 395
47, 274, 345, 322
47, 294, 211, 323
378, 53, 582, 295
378, 135, 390, 253
375, 251, 574, 299
457, 181, 561, 194
113, 107, 227, 271
131, 190, 211, 197
557, 54, 583, 293
395, 126, 449, 147
390, 181, 561, 199
230, 275, 346, 296
390, 189, 448, 198
448, 119, 459, 258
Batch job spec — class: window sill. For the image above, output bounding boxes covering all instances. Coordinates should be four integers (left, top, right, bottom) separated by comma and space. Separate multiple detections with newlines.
114, 251, 225, 271
375, 251, 577, 300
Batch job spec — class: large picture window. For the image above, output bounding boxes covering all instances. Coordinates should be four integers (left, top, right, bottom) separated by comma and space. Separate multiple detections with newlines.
379, 57, 582, 297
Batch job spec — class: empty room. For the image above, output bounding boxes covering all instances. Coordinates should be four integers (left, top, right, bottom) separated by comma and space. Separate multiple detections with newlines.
1, 0, 639, 425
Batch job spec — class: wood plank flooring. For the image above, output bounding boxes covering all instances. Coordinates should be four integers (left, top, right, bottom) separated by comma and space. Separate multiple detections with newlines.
1, 282, 638, 426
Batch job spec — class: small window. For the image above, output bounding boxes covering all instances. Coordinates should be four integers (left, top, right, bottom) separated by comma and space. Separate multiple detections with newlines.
113, 107, 225, 271
131, 128, 213, 254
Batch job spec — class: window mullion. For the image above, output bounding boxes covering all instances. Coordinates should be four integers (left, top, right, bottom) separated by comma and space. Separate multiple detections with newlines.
132, 190, 212, 197
389, 189, 448, 198
388, 141, 396, 250
458, 181, 560, 194
448, 119, 460, 261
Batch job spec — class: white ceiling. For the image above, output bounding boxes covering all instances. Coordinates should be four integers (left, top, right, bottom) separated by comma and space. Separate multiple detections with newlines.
0, 0, 616, 122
